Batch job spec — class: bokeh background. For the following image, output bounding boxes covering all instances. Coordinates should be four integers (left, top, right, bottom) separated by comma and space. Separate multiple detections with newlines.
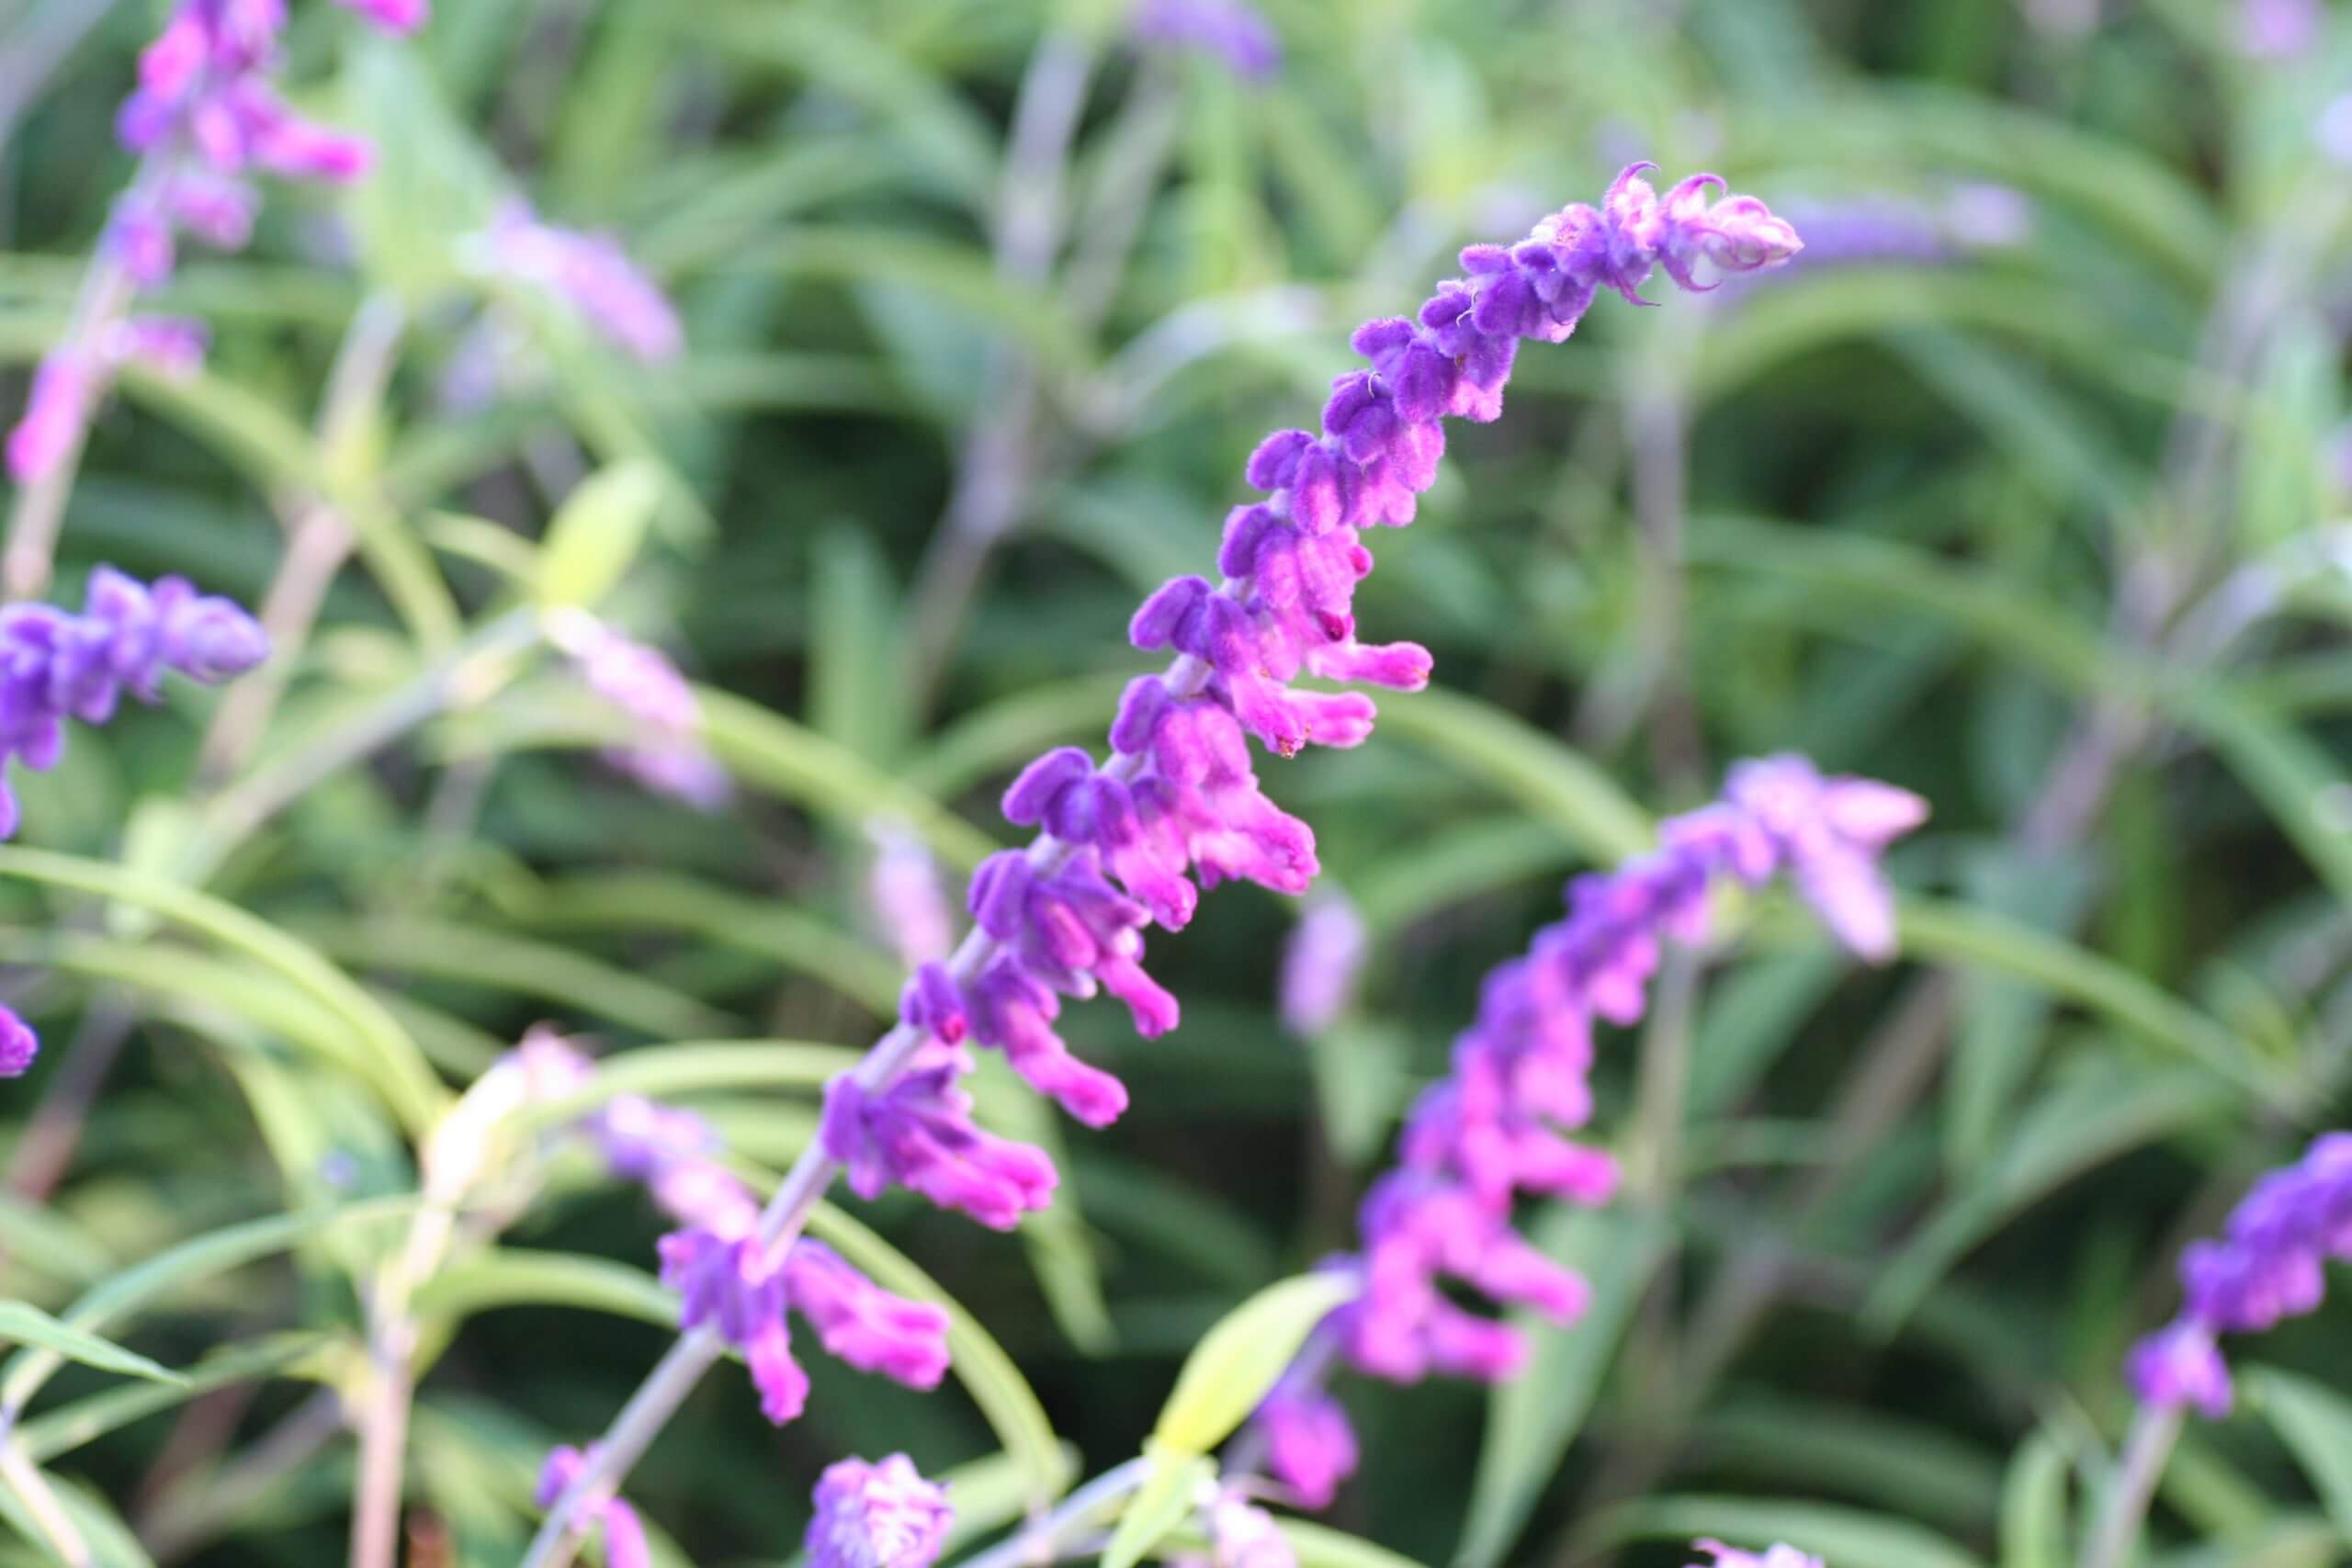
4, 0, 2352, 1564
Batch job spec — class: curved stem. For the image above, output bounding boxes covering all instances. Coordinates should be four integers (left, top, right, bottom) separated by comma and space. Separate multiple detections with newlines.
2085, 1404, 2181, 1568
953, 1455, 1153, 1568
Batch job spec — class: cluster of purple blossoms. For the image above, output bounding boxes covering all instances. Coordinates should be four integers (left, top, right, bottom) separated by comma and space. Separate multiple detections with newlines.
1250, 757, 1927, 1504
1690, 1544, 1826, 1568
821, 168, 1804, 1245
548, 614, 730, 810
581, 1090, 952, 1426
2239, 0, 2321, 57
1130, 0, 1283, 80
2127, 1133, 2352, 1417
534, 1445, 649, 1568
805, 1454, 954, 1568
7, 0, 418, 484
0, 568, 269, 1077
478, 202, 684, 365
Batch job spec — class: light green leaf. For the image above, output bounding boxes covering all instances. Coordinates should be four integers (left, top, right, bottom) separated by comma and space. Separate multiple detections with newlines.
1862, 1061, 2227, 1334
413, 1250, 677, 1330
1999, 1431, 2069, 1568
698, 689, 999, 870
22, 1336, 334, 1463
535, 459, 666, 610
0, 849, 445, 1133
2246, 1367, 2352, 1543
0, 1304, 181, 1389
1150, 1272, 1356, 1459
1576, 1494, 1988, 1568
1102, 1445, 1216, 1568
0, 1199, 410, 1416
1456, 1208, 1671, 1568
1372, 687, 1652, 863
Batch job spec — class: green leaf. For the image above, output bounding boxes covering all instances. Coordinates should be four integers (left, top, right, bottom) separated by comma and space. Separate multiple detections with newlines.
0, 849, 445, 1133
1861, 1060, 2227, 1335
804, 1203, 1069, 1505
413, 1250, 678, 1330
1576, 1494, 1988, 1568
22, 1335, 334, 1463
1268, 1518, 1434, 1568
698, 689, 999, 870
1149, 1272, 1356, 1459
2246, 1367, 2352, 1543
0, 1199, 411, 1417
292, 915, 736, 1041
512, 874, 905, 1015
1101, 1445, 1216, 1568
1999, 1431, 2070, 1568
1370, 686, 1652, 863
808, 526, 910, 763
0, 1304, 182, 1388
535, 459, 667, 610
1456, 1208, 1672, 1568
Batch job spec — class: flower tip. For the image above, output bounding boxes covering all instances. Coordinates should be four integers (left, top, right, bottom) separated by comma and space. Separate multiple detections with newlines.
0, 1007, 38, 1077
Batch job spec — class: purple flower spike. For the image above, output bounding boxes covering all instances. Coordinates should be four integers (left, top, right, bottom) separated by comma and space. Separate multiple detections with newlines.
1130, 0, 1283, 80
1246, 758, 1921, 1499
842, 174, 1798, 1242
552, 615, 730, 810
0, 1006, 39, 1078
535, 1446, 651, 1568
2127, 1133, 2352, 1416
1690, 1544, 1826, 1568
820, 1043, 1059, 1230
1280, 894, 1368, 1037
0, 569, 266, 837
2127, 1320, 2233, 1418
661, 1228, 950, 1426
485, 203, 684, 364
807, 1454, 953, 1568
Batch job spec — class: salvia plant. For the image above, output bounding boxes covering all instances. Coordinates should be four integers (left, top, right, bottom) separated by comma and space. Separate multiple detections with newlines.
2, 2, 2351, 1568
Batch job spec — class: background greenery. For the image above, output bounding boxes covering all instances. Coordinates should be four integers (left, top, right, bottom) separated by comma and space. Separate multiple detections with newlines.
3, 0, 2351, 1564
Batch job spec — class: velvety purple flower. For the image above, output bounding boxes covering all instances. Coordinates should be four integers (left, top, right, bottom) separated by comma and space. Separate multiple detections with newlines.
867, 822, 956, 966
1690, 1544, 1826, 1568
661, 1227, 949, 1425
535, 1446, 650, 1568
1246, 758, 1922, 1504
485, 203, 684, 363
551, 615, 730, 810
1253, 1376, 1358, 1509
806, 1454, 953, 1568
821, 1037, 1058, 1230
0, 568, 268, 837
0, 1007, 38, 1078
2128, 1133, 2352, 1416
845, 172, 1802, 1238
1131, 0, 1283, 80
1280, 894, 1367, 1037
2127, 1320, 2233, 1418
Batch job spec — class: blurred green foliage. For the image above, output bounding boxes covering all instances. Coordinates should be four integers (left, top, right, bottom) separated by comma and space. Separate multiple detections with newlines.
2, 0, 2351, 1565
